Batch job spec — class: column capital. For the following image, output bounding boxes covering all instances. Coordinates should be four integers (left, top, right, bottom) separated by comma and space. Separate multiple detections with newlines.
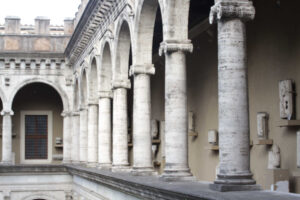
159, 40, 193, 56
72, 111, 80, 116
1, 110, 14, 116
129, 64, 155, 76
79, 106, 88, 111
209, 0, 255, 24
88, 98, 99, 106
61, 111, 72, 117
112, 79, 131, 90
99, 91, 113, 99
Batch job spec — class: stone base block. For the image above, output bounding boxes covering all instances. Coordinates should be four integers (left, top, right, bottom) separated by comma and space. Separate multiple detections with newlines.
131, 167, 158, 176
111, 165, 131, 173
87, 162, 97, 168
209, 183, 261, 192
160, 170, 196, 182
97, 163, 112, 170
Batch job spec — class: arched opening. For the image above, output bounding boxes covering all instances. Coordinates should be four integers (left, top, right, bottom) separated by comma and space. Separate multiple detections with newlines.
114, 19, 134, 167
186, 0, 217, 181
100, 43, 113, 92
80, 69, 88, 107
11, 83, 63, 164
89, 58, 98, 100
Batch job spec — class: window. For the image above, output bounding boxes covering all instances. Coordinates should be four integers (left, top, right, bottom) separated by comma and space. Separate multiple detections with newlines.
21, 111, 53, 164
25, 115, 48, 159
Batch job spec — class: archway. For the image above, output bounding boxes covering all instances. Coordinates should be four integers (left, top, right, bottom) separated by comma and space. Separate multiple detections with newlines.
113, 19, 133, 169
11, 83, 64, 164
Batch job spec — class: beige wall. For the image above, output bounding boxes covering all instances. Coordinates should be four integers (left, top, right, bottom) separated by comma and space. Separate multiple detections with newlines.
11, 83, 63, 164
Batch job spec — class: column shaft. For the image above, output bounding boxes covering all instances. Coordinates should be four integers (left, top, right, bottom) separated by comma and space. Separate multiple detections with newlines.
79, 108, 88, 163
161, 51, 192, 180
1, 111, 13, 164
72, 113, 80, 163
87, 104, 98, 166
63, 113, 72, 163
112, 87, 129, 170
131, 64, 155, 175
209, 0, 258, 191
98, 97, 112, 168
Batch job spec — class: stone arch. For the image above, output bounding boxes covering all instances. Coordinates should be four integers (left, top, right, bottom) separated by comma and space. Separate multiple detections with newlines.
73, 77, 80, 111
88, 56, 99, 101
79, 67, 88, 107
99, 41, 113, 92
8, 78, 69, 111
0, 87, 7, 110
134, 0, 161, 64
22, 193, 59, 200
114, 17, 133, 80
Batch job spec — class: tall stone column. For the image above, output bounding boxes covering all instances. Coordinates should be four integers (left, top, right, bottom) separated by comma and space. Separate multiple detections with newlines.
112, 79, 131, 172
72, 111, 80, 163
1, 110, 14, 165
87, 102, 98, 167
98, 91, 112, 169
62, 111, 72, 163
209, 0, 259, 191
79, 107, 88, 163
130, 64, 156, 175
159, 41, 194, 181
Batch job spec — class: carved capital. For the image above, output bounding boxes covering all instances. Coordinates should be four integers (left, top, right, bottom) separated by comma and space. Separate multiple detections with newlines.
129, 64, 155, 76
209, 1, 255, 24
79, 106, 88, 111
61, 111, 72, 117
88, 98, 99, 106
112, 79, 131, 90
159, 40, 193, 56
1, 110, 14, 116
99, 91, 113, 99
72, 111, 80, 116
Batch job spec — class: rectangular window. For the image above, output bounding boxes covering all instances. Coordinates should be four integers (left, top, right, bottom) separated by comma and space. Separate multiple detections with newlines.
25, 115, 48, 159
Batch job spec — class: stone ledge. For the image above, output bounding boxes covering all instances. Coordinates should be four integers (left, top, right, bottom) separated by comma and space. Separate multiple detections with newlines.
0, 165, 299, 200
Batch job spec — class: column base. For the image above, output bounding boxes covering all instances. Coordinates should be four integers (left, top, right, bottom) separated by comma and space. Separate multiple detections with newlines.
209, 183, 261, 192
111, 165, 131, 173
71, 161, 80, 165
160, 169, 195, 182
63, 160, 72, 164
131, 167, 158, 176
97, 163, 112, 170
0, 161, 12, 166
87, 162, 97, 168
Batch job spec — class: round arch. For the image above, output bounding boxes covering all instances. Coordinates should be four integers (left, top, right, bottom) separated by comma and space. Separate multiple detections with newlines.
88, 56, 99, 100
22, 193, 59, 200
114, 17, 133, 80
134, 0, 161, 64
79, 67, 88, 107
9, 78, 69, 111
99, 41, 113, 92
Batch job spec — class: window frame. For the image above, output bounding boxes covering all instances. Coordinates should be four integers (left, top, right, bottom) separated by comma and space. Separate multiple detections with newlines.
20, 111, 53, 164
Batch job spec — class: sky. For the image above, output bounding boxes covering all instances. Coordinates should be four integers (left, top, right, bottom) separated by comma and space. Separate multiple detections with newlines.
0, 0, 81, 25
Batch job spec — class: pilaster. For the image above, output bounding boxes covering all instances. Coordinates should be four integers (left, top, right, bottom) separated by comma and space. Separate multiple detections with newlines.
1, 110, 14, 165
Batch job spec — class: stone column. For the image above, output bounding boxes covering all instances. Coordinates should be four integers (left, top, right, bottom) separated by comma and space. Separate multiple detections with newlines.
87, 102, 98, 167
72, 111, 80, 163
209, 0, 259, 191
98, 91, 112, 169
112, 79, 131, 172
62, 111, 72, 163
129, 64, 156, 175
79, 107, 88, 163
1, 110, 14, 165
159, 41, 194, 181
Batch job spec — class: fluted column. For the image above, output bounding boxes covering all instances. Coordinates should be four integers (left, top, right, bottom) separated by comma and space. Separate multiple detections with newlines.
87, 102, 98, 167
159, 41, 194, 181
112, 79, 131, 172
209, 0, 259, 191
72, 111, 80, 163
130, 64, 156, 175
62, 111, 72, 163
1, 110, 14, 165
98, 91, 112, 169
79, 107, 88, 163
